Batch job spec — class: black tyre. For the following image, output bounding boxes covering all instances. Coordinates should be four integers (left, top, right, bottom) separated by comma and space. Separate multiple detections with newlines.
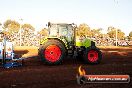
39, 39, 66, 65
83, 46, 102, 64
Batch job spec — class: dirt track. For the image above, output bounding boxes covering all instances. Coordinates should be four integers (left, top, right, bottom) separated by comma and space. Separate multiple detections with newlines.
0, 46, 132, 88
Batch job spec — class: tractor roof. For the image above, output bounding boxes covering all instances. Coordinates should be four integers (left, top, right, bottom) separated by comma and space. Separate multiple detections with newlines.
48, 22, 74, 27
51, 23, 73, 25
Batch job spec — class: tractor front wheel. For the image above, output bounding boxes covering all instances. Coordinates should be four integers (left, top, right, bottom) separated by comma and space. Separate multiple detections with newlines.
83, 46, 102, 64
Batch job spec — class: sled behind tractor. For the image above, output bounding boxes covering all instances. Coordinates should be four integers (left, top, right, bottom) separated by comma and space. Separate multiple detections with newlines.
0, 32, 24, 68
38, 22, 102, 65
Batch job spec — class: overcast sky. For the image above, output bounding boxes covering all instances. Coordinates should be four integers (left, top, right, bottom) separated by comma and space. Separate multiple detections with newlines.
0, 0, 132, 35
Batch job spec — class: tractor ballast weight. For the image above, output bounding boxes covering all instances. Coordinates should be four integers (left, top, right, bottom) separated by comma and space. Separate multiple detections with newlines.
38, 22, 102, 65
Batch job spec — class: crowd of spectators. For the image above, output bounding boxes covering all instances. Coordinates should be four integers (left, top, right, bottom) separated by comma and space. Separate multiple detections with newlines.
0, 32, 132, 47
92, 37, 132, 46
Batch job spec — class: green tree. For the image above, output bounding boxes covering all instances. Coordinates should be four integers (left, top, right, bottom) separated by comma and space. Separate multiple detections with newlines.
91, 28, 102, 38
21, 24, 35, 32
77, 23, 91, 37
3, 19, 20, 34
107, 26, 115, 38
107, 26, 114, 32
21, 24, 35, 46
2, 20, 21, 42
117, 29, 125, 39
107, 26, 125, 40
129, 31, 132, 37
129, 31, 132, 40
38, 28, 49, 36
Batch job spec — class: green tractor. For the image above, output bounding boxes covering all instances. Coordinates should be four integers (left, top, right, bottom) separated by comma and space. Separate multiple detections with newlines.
38, 22, 102, 65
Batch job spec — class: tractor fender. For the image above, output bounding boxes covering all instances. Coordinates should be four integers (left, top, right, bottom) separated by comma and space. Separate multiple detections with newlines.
40, 37, 68, 50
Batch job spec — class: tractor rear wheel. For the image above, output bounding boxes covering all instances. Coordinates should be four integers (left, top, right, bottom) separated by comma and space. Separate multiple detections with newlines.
40, 39, 66, 65
83, 46, 102, 64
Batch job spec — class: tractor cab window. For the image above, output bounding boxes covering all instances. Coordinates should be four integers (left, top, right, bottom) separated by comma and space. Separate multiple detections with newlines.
49, 24, 74, 43
67, 25, 73, 42
67, 25, 73, 37
58, 26, 68, 36
58, 25, 73, 36
58, 25, 74, 42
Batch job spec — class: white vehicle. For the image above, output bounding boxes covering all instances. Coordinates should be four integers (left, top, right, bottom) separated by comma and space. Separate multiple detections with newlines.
0, 32, 23, 68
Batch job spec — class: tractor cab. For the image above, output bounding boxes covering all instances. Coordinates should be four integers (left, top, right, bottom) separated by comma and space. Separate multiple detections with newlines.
48, 22, 75, 45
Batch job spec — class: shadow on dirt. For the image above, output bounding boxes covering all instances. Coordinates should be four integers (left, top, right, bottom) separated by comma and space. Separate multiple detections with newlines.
21, 55, 86, 67
14, 50, 29, 58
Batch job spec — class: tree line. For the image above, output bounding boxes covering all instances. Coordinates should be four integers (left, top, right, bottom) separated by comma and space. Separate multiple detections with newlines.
0, 19, 132, 46
76, 23, 132, 41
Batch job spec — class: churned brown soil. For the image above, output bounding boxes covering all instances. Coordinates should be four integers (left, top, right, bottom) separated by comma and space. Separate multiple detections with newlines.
0, 46, 132, 88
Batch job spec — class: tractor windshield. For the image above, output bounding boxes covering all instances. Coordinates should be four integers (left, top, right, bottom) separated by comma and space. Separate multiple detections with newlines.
58, 24, 73, 36
58, 24, 73, 42
58, 26, 68, 36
